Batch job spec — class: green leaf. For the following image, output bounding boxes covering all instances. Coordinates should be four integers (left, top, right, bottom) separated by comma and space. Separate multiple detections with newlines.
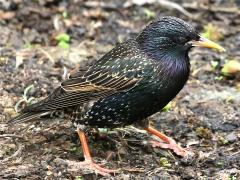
161, 102, 171, 112
201, 23, 222, 41
55, 33, 70, 42
210, 60, 218, 69
159, 157, 171, 168
214, 76, 223, 81
58, 41, 70, 49
23, 85, 34, 99
75, 176, 82, 180
24, 43, 33, 49
62, 11, 68, 19
143, 8, 156, 19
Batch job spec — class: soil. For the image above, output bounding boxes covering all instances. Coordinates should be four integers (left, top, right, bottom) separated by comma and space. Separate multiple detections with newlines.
0, 0, 240, 179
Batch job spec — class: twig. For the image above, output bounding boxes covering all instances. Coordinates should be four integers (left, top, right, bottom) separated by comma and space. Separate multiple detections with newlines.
124, 0, 194, 19
231, 150, 240, 156
0, 144, 24, 164
156, 0, 194, 19
62, 66, 68, 81
83, 1, 120, 11
38, 48, 55, 63
122, 167, 145, 173
183, 2, 240, 14
0, 134, 24, 139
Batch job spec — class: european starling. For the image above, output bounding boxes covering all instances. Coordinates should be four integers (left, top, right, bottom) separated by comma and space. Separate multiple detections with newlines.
9, 16, 225, 175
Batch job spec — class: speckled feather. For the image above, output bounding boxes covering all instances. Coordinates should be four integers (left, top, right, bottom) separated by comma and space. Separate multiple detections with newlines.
9, 16, 200, 129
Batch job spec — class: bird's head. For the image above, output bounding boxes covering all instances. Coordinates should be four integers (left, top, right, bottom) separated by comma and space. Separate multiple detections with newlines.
137, 16, 225, 59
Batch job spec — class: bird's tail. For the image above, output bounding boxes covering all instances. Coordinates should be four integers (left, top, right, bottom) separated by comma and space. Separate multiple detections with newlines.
8, 87, 71, 125
7, 111, 52, 125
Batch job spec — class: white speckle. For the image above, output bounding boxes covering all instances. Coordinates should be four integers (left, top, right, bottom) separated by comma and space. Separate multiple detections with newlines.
113, 121, 121, 125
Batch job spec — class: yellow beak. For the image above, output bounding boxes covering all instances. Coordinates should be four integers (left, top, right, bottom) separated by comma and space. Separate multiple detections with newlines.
191, 36, 226, 52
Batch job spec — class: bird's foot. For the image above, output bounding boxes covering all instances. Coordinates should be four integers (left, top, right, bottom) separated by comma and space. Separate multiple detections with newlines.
75, 128, 119, 176
58, 158, 118, 176
144, 127, 194, 158
149, 140, 191, 157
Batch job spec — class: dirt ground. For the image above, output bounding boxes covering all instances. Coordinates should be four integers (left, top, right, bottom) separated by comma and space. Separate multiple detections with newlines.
0, 0, 240, 179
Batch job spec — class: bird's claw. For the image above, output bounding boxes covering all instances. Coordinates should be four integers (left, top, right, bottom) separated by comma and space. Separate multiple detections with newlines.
149, 140, 194, 158
55, 158, 119, 176
86, 160, 119, 176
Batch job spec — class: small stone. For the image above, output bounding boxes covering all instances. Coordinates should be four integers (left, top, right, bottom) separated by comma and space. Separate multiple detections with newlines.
181, 166, 198, 179
225, 132, 237, 143
46, 171, 53, 176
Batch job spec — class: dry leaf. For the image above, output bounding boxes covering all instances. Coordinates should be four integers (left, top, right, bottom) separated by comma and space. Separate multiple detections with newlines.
221, 60, 240, 76
0, 10, 15, 20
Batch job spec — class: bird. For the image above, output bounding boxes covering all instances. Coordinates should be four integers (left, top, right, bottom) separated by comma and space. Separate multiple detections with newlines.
8, 16, 225, 175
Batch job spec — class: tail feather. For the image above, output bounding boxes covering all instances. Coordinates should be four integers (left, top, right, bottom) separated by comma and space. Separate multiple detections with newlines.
7, 111, 51, 125
8, 87, 74, 125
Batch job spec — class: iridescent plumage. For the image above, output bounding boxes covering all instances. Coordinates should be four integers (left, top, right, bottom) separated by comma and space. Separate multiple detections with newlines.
9, 17, 199, 129
9, 16, 226, 175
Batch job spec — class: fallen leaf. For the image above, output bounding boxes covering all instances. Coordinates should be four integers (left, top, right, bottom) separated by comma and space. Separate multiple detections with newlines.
221, 60, 240, 76
0, 10, 15, 20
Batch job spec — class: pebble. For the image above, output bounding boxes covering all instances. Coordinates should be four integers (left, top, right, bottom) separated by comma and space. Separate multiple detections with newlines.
226, 132, 237, 143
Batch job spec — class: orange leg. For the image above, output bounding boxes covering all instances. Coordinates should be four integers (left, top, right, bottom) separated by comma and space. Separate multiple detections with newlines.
144, 127, 190, 157
77, 128, 118, 176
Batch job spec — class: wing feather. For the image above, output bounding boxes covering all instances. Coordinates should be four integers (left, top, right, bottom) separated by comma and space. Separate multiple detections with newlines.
21, 40, 149, 112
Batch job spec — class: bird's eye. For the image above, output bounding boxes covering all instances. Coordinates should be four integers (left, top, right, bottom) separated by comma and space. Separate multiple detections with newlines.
171, 36, 187, 45
178, 37, 188, 44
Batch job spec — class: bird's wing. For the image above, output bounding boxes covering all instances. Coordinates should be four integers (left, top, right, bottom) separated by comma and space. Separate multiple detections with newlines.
62, 69, 139, 93
22, 41, 146, 111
